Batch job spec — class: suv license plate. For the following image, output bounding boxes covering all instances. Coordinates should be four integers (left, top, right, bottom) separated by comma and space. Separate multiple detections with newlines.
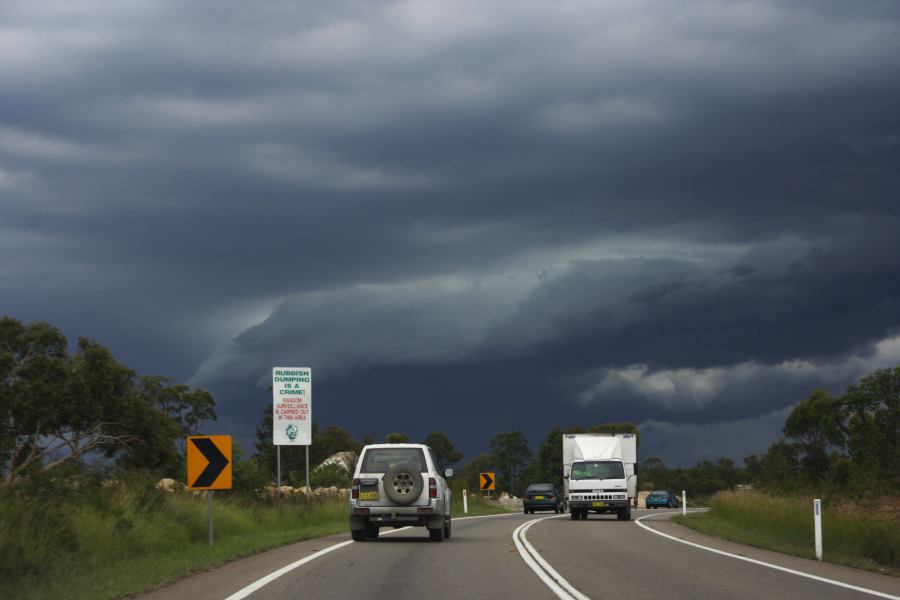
592, 501, 606, 508
359, 491, 379, 501
534, 495, 545, 500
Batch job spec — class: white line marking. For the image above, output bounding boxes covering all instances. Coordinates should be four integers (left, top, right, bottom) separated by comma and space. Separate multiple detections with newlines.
513, 515, 590, 600
223, 511, 519, 600
223, 539, 354, 600
635, 511, 900, 600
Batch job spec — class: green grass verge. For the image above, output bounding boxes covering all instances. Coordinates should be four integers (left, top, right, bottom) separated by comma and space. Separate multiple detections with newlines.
451, 489, 519, 516
0, 481, 348, 600
0, 476, 515, 600
674, 490, 900, 577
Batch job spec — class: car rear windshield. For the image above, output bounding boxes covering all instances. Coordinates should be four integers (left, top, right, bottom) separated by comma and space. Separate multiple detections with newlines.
570, 460, 625, 480
526, 484, 554, 493
361, 448, 427, 473
650, 491, 668, 497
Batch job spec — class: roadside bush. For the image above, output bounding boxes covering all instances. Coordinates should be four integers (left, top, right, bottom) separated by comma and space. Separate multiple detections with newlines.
309, 463, 351, 489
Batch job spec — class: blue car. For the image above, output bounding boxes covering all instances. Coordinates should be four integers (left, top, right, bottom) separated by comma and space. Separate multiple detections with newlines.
645, 490, 680, 509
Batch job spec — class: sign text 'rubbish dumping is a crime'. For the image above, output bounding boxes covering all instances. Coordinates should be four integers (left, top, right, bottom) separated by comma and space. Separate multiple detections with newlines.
272, 367, 312, 446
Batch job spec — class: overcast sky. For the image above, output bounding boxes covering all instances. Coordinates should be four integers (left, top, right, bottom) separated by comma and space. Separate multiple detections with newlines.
3, 0, 899, 467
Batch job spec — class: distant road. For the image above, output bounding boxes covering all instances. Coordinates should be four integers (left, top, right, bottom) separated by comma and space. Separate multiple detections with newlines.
141, 509, 900, 600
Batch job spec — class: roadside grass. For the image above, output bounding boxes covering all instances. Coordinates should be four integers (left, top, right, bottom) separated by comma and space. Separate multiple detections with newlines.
452, 488, 518, 516
0, 475, 515, 600
674, 490, 900, 577
0, 478, 348, 600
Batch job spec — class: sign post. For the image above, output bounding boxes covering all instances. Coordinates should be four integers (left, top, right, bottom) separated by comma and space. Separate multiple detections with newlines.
682, 490, 687, 516
208, 492, 214, 546
272, 367, 312, 493
186, 435, 232, 546
463, 489, 468, 514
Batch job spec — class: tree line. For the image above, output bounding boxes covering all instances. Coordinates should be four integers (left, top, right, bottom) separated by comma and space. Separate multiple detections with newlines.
1, 317, 215, 486
3, 316, 897, 498
746, 366, 900, 494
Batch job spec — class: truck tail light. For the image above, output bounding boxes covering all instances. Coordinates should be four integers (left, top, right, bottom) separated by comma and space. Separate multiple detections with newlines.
352, 478, 360, 499
429, 477, 437, 498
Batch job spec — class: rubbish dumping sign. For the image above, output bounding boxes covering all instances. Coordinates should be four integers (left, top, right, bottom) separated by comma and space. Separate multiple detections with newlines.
272, 367, 312, 445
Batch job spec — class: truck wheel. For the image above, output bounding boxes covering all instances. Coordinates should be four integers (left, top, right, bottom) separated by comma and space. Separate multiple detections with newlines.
617, 506, 631, 521
382, 464, 424, 505
351, 529, 366, 541
570, 510, 579, 520
444, 517, 451, 539
365, 525, 380, 539
580, 510, 588, 520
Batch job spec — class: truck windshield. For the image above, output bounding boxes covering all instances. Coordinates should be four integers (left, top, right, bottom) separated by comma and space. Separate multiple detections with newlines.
570, 461, 625, 480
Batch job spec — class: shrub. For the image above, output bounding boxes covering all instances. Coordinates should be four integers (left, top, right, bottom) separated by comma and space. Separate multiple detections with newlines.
309, 463, 351, 489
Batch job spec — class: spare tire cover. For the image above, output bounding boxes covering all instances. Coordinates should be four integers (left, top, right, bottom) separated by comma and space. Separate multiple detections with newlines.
383, 464, 424, 505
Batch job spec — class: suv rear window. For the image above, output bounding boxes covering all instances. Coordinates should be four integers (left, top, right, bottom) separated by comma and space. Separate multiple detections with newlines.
361, 448, 427, 473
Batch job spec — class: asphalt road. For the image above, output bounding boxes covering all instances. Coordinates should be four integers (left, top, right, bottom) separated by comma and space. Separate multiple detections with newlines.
141, 509, 900, 600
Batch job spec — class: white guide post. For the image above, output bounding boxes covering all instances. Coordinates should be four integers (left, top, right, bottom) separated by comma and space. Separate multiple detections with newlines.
682, 490, 687, 516
463, 489, 469, 514
814, 498, 823, 561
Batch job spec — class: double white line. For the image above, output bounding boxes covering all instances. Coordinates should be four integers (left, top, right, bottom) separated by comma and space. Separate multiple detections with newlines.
514, 511, 900, 600
512, 515, 590, 600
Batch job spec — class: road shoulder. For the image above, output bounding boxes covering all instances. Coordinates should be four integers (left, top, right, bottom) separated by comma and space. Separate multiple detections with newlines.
637, 510, 900, 597
137, 532, 352, 600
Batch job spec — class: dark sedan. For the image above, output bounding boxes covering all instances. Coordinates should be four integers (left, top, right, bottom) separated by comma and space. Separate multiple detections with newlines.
523, 483, 563, 514
645, 490, 680, 509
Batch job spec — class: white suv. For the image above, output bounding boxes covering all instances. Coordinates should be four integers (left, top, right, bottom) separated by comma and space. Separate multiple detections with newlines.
349, 443, 453, 542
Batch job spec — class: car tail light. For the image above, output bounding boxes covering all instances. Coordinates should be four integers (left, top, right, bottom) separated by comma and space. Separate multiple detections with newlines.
352, 478, 360, 499
429, 477, 437, 498
548, 495, 555, 500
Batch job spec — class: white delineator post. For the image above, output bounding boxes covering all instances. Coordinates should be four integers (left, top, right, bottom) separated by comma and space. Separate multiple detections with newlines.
814, 498, 823, 561
463, 489, 469, 514
682, 490, 687, 516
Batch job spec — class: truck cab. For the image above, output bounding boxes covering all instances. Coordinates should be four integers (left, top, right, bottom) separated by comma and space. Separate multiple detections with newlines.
562, 433, 637, 521
566, 458, 631, 520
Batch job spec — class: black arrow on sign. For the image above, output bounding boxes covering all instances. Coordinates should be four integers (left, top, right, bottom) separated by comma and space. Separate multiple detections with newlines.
481, 473, 494, 490
191, 437, 229, 487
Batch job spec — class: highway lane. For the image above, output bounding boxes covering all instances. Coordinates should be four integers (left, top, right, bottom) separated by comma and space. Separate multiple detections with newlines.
141, 509, 900, 600
233, 513, 544, 600
525, 508, 900, 600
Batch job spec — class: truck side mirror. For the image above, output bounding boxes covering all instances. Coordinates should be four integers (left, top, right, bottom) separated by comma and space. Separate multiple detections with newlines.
444, 467, 454, 478
634, 464, 639, 475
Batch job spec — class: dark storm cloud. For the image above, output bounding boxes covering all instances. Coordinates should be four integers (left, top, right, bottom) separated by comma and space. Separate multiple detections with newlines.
3, 0, 900, 464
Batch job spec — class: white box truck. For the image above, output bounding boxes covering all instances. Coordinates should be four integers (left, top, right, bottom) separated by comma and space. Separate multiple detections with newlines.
562, 433, 637, 521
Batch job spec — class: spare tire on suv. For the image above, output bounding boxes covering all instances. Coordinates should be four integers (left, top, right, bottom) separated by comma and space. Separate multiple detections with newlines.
383, 464, 424, 505
349, 443, 453, 542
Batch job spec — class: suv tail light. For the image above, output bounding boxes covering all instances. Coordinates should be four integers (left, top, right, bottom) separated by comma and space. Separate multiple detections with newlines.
352, 478, 360, 499
429, 477, 438, 498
